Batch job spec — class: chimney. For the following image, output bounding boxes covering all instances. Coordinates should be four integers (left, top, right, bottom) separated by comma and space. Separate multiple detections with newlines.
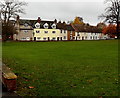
63, 21, 66, 24
58, 21, 61, 23
16, 15, 20, 21
54, 19, 57, 24
37, 17, 41, 23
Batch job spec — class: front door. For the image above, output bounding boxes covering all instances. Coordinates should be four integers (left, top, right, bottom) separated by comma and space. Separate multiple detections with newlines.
76, 37, 77, 40
48, 37, 50, 41
34, 37, 36, 41
82, 37, 84, 40
60, 37, 62, 41
57, 37, 59, 41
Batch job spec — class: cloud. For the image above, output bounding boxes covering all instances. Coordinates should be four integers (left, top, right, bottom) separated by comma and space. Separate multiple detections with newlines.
21, 2, 105, 26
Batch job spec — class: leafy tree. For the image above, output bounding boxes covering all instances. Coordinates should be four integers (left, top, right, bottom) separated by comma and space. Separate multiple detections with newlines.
72, 17, 84, 25
0, 0, 27, 41
102, 24, 117, 38
99, 0, 120, 39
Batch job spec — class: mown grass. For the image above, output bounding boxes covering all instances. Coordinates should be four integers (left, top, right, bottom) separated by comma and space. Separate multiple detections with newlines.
2, 40, 118, 96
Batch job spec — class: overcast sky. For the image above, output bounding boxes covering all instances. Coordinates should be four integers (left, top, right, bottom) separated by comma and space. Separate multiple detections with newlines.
19, 0, 106, 26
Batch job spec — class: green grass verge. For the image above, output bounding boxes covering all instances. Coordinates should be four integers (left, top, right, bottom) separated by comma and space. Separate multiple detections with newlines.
2, 40, 119, 96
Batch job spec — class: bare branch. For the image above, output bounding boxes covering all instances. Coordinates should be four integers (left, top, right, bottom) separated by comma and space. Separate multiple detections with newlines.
0, 0, 27, 23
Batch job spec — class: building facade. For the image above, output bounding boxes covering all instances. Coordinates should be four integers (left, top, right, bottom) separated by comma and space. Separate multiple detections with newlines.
14, 16, 36, 41
14, 17, 110, 41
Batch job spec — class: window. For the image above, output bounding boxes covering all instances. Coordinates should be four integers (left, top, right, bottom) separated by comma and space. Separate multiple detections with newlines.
52, 24, 56, 29
44, 25, 48, 28
64, 30, 66, 33
52, 31, 56, 33
44, 31, 48, 33
24, 23, 28, 27
52, 25, 56, 29
43, 38, 46, 40
61, 30, 62, 33
44, 23, 49, 29
90, 36, 92, 39
52, 37, 56, 40
82, 36, 84, 40
24, 30, 28, 33
35, 23, 40, 28
85, 36, 87, 39
26, 37, 30, 40
37, 37, 41, 40
21, 38, 26, 40
64, 36, 66, 39
73, 37, 75, 40
70, 36, 72, 40
77, 33, 80, 36
36, 30, 40, 33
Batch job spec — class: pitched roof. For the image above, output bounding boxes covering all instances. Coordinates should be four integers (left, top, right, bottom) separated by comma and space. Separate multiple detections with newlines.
19, 19, 37, 27
72, 24, 85, 32
57, 22, 66, 30
66, 24, 75, 31
72, 24, 102, 33
38, 20, 54, 29
18, 19, 55, 29
57, 22, 75, 31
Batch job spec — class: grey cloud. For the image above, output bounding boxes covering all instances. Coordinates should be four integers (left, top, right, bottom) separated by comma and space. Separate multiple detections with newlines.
21, 2, 105, 26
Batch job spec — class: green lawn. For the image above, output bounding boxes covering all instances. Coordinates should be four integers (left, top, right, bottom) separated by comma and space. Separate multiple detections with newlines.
2, 40, 119, 96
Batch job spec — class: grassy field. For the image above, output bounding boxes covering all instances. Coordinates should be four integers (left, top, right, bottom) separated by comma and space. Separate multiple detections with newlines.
2, 40, 118, 96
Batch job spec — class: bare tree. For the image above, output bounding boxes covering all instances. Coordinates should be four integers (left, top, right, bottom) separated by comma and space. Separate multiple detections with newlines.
0, 0, 27, 40
99, 0, 120, 39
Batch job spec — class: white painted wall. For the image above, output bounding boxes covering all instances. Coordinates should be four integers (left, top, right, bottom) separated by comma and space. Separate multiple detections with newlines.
75, 32, 102, 40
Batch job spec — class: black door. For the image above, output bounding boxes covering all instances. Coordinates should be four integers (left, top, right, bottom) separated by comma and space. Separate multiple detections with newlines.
34, 37, 36, 41
60, 37, 62, 41
57, 37, 59, 41
82, 37, 84, 40
48, 37, 50, 41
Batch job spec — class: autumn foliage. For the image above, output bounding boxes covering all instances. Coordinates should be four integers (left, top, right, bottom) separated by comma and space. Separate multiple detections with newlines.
102, 24, 117, 38
72, 17, 84, 25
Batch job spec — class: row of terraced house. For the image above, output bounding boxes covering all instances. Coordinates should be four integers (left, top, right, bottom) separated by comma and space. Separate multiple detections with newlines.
13, 16, 109, 41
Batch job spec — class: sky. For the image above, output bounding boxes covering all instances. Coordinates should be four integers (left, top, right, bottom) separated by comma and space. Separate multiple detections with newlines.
19, 0, 106, 26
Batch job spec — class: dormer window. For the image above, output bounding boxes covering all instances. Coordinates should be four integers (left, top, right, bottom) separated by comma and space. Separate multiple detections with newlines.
44, 23, 49, 29
35, 22, 40, 28
51, 23, 56, 29
24, 23, 28, 27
